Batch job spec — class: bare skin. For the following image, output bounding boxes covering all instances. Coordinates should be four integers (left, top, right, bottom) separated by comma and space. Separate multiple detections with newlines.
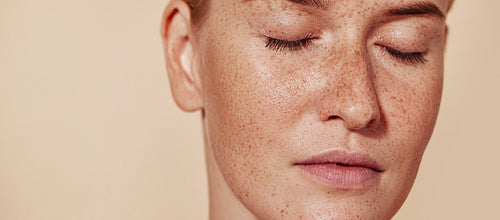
162, 0, 451, 219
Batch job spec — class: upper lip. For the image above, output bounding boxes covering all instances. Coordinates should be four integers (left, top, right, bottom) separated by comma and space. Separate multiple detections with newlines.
294, 150, 384, 172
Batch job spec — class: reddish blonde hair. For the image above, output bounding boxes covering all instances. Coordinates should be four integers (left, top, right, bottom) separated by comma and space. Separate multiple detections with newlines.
184, 0, 208, 25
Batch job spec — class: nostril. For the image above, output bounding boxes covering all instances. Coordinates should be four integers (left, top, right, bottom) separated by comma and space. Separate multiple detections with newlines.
367, 119, 375, 127
328, 115, 340, 120
367, 117, 380, 128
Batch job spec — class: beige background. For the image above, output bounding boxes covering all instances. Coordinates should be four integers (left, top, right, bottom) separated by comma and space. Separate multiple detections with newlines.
0, 0, 499, 219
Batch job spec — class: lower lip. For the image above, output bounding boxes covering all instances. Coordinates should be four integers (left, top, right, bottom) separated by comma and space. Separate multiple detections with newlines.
295, 164, 381, 188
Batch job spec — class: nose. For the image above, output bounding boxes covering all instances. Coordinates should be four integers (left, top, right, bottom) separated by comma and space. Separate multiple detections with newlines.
318, 49, 381, 130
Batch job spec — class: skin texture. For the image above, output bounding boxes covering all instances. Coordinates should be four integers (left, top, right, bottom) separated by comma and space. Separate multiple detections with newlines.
162, 0, 451, 219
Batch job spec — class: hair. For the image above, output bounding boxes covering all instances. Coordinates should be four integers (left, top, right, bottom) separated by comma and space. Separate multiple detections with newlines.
448, 0, 455, 11
186, 0, 202, 10
184, 0, 208, 25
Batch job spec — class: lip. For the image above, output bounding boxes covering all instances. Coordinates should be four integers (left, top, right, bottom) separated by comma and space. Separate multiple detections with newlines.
294, 150, 384, 188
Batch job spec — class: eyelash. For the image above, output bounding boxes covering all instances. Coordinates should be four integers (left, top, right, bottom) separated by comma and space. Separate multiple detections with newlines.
265, 37, 428, 64
265, 37, 315, 51
382, 45, 428, 64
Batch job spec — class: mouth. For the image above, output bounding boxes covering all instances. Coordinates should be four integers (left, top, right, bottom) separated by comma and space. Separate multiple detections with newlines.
293, 150, 384, 188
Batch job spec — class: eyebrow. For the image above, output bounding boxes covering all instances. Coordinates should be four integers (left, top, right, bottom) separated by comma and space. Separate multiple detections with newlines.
387, 2, 446, 20
287, 0, 330, 8
285, 0, 445, 19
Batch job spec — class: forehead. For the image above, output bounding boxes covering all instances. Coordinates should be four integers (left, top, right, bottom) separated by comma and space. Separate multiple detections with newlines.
234, 0, 450, 16
201, 0, 450, 31
239, 0, 451, 7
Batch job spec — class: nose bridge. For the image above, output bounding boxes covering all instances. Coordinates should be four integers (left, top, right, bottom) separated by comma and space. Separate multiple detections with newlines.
319, 36, 381, 130
339, 45, 375, 103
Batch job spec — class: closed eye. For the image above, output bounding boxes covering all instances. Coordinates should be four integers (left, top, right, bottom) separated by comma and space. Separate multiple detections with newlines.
377, 44, 428, 64
265, 37, 316, 52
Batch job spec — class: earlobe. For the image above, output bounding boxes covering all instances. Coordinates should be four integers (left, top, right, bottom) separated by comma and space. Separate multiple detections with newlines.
162, 0, 203, 112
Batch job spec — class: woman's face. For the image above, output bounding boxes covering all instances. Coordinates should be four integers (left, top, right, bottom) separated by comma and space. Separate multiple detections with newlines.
192, 0, 448, 218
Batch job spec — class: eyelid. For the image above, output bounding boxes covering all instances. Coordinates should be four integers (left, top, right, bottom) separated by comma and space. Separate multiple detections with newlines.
266, 37, 314, 51
375, 43, 428, 64
264, 33, 319, 52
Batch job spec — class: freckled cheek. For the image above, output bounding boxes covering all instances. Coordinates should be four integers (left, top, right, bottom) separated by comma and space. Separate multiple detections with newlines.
380, 82, 442, 196
381, 74, 442, 171
205, 56, 312, 133
388, 85, 441, 128
201, 53, 304, 203
201, 49, 290, 159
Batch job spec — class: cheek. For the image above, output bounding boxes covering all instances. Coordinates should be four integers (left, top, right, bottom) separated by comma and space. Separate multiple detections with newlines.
376, 62, 443, 183
366, 63, 443, 211
198, 25, 329, 210
382, 73, 443, 137
199, 23, 321, 152
203, 54, 309, 157
199, 29, 293, 195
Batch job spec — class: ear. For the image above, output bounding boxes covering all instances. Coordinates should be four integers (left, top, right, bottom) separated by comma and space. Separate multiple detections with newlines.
161, 0, 203, 112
